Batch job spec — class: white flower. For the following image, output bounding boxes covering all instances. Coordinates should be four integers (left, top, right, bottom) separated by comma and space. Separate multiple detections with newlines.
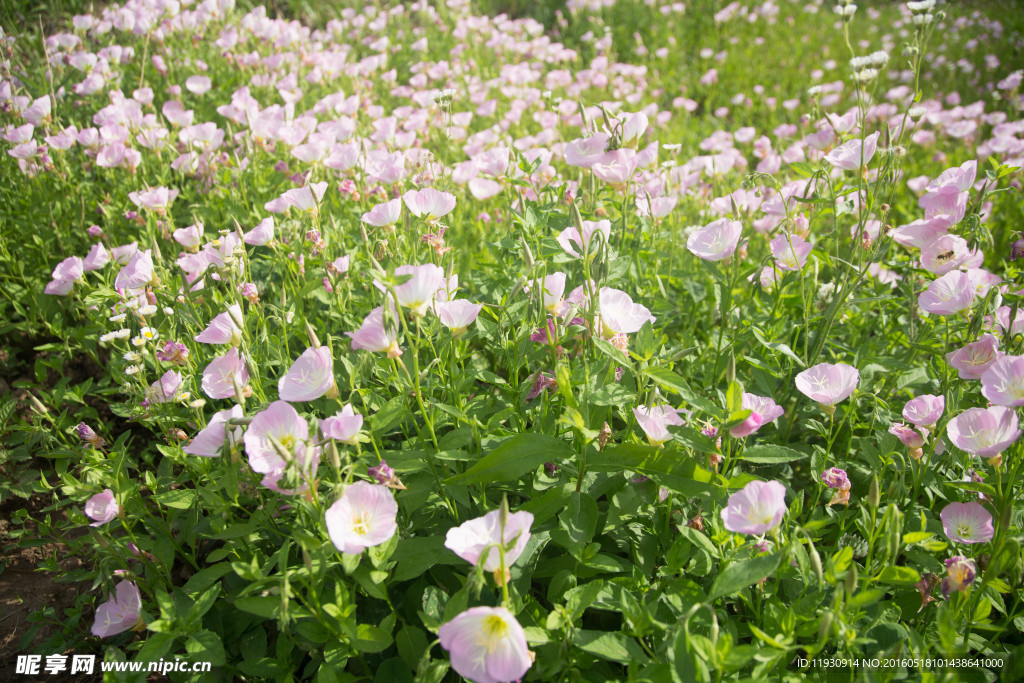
123, 351, 141, 362
124, 365, 142, 375
108, 313, 127, 323
138, 304, 157, 316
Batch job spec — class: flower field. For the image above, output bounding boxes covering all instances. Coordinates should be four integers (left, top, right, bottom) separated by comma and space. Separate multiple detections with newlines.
1, 0, 1023, 680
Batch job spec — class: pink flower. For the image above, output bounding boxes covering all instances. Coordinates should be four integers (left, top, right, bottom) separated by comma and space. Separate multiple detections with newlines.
946, 406, 1021, 458
91, 581, 142, 638
940, 502, 994, 544
173, 223, 204, 249
439, 606, 532, 683
279, 346, 336, 402
402, 188, 456, 222
52, 256, 84, 282
824, 131, 880, 170
538, 272, 567, 315
83, 244, 110, 271
147, 370, 183, 404
84, 489, 119, 526
279, 182, 328, 214
325, 481, 398, 554
391, 264, 445, 316
742, 393, 784, 424
564, 132, 610, 168
128, 186, 178, 212
720, 480, 787, 535
942, 556, 976, 598
591, 148, 639, 187
820, 467, 850, 489
445, 509, 534, 572
687, 218, 742, 261
321, 404, 363, 445
183, 405, 243, 457
903, 394, 945, 427
361, 198, 403, 227
926, 160, 977, 194
243, 217, 275, 246
617, 111, 649, 149
598, 287, 655, 338
201, 348, 249, 400
556, 219, 611, 259
980, 355, 1024, 407
891, 217, 951, 248
435, 299, 482, 335
244, 400, 311, 475
113, 250, 154, 290
729, 393, 783, 438
184, 75, 211, 95
769, 233, 813, 271
195, 305, 243, 345
889, 423, 926, 448
946, 334, 1001, 380
633, 404, 685, 447
918, 271, 975, 316
794, 362, 859, 406
347, 307, 402, 358
920, 234, 969, 275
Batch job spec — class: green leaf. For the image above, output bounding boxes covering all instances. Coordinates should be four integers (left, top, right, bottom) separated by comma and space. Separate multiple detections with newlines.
183, 563, 234, 594
751, 327, 805, 367
643, 367, 718, 413
186, 630, 226, 666
944, 481, 997, 497
708, 553, 782, 600
235, 596, 280, 620
445, 433, 574, 485
154, 489, 196, 509
788, 162, 815, 178
586, 444, 722, 500
573, 630, 649, 664
725, 381, 744, 413
356, 624, 394, 653
738, 444, 808, 463
877, 566, 921, 586
391, 536, 460, 582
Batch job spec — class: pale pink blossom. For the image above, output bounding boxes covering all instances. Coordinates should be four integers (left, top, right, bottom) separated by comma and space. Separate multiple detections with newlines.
147, 370, 183, 404
183, 405, 244, 457
444, 509, 534, 571
435, 299, 483, 335
980, 355, 1024, 407
128, 186, 178, 212
795, 362, 859, 406
113, 250, 154, 290
390, 264, 445, 316
687, 218, 742, 261
902, 394, 945, 427
946, 406, 1021, 458
564, 132, 610, 168
918, 271, 975, 315
824, 131, 879, 170
633, 405, 685, 447
940, 502, 994, 544
279, 182, 328, 213
243, 217, 275, 246
325, 481, 398, 554
244, 400, 311, 475
402, 188, 456, 222
201, 348, 249, 400
591, 148, 639, 187
321, 404, 363, 445
920, 234, 969, 275
195, 305, 243, 345
85, 489, 119, 526
439, 606, 532, 683
769, 234, 812, 271
361, 198, 403, 227
556, 220, 611, 259
279, 346, 336, 402
91, 581, 142, 637
598, 287, 655, 338
347, 307, 402, 358
946, 334, 1002, 380
720, 480, 787, 535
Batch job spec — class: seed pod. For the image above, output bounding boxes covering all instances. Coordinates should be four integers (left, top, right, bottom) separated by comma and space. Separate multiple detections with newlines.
867, 474, 880, 509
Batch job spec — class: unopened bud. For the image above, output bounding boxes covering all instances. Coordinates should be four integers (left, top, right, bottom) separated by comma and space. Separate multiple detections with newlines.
305, 321, 321, 348
867, 474, 880, 509
845, 564, 858, 595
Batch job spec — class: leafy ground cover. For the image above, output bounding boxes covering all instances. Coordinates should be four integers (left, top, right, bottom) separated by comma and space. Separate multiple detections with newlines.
1, 0, 1023, 681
